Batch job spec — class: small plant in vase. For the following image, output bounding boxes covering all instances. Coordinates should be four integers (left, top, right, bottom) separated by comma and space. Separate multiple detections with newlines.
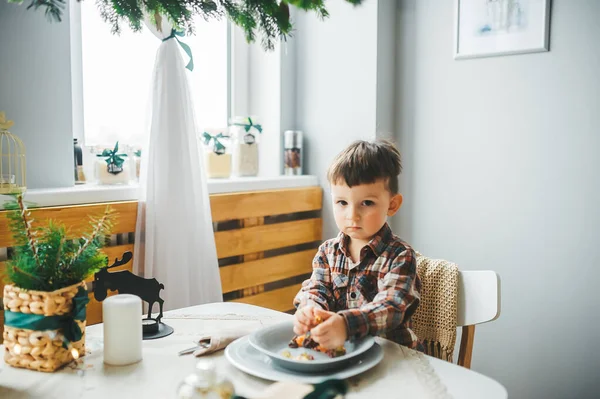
2, 194, 115, 372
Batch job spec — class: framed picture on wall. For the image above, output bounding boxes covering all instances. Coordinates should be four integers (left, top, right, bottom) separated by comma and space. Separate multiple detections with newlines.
454, 0, 551, 59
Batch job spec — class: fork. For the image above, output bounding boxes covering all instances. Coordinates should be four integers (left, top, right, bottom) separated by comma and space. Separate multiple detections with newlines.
178, 340, 211, 356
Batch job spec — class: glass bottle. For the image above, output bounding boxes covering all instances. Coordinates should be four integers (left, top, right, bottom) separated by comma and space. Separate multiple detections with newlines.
176, 359, 235, 399
229, 116, 260, 177
283, 130, 303, 176
202, 129, 231, 179
73, 138, 86, 184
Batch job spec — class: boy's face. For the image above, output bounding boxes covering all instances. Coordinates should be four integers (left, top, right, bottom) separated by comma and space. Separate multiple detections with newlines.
330, 179, 403, 244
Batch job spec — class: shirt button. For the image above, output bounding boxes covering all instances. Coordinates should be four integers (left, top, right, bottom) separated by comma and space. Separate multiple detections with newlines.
350, 292, 357, 299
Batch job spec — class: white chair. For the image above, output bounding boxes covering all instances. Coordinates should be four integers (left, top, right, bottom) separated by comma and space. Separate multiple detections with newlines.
457, 271, 501, 368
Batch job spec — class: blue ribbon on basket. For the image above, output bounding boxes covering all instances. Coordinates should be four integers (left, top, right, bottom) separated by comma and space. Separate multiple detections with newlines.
4, 286, 89, 347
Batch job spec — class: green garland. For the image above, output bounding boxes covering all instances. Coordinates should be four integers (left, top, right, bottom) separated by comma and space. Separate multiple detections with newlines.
8, 0, 363, 50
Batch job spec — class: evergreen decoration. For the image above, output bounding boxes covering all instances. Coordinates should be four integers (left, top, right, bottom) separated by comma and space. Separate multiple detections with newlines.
3, 194, 115, 291
9, 0, 364, 50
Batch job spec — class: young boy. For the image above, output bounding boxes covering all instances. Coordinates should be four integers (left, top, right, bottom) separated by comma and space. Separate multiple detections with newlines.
293, 139, 422, 350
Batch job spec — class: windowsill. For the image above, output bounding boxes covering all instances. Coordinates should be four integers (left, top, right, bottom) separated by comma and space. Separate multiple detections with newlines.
8, 175, 319, 208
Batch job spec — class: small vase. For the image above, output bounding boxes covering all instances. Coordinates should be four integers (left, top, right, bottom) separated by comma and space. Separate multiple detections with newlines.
2, 281, 87, 372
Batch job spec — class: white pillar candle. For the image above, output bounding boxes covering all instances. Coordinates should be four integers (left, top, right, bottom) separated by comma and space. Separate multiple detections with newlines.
103, 294, 143, 366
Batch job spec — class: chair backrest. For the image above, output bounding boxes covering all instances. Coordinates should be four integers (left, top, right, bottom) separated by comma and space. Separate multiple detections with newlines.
456, 270, 501, 368
457, 271, 501, 326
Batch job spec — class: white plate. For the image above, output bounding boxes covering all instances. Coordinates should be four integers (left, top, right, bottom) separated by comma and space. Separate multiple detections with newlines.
248, 321, 375, 372
225, 336, 383, 384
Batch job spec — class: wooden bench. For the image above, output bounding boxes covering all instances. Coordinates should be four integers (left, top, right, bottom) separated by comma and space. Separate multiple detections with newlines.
0, 186, 322, 332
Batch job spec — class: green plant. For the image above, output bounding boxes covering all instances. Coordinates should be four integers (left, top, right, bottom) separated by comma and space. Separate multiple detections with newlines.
8, 0, 363, 50
3, 194, 115, 291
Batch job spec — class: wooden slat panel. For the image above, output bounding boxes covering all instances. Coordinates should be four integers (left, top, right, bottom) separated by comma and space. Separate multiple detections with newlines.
240, 216, 265, 296
229, 283, 302, 312
0, 261, 6, 301
215, 218, 321, 259
0, 201, 138, 248
220, 249, 315, 293
210, 187, 322, 222
241, 217, 265, 262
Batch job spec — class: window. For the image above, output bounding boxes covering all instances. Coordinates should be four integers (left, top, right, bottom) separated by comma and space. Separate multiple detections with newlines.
80, 4, 229, 147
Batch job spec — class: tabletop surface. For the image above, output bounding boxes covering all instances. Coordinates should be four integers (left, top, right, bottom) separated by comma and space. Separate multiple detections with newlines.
0, 302, 508, 399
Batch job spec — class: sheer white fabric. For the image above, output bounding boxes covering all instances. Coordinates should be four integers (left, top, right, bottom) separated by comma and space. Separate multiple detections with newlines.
134, 16, 223, 310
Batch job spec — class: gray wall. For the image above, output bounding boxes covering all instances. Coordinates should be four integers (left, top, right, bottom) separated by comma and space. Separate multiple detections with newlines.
395, 0, 600, 398
0, 3, 75, 189
296, 0, 390, 240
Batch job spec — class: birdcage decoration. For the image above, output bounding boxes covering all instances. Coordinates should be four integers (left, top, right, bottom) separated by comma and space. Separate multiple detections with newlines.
0, 112, 26, 194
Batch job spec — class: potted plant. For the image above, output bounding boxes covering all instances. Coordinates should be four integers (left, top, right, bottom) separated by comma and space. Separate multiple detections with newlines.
2, 194, 114, 372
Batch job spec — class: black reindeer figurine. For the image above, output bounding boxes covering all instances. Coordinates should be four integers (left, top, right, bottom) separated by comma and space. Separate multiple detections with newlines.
93, 251, 166, 327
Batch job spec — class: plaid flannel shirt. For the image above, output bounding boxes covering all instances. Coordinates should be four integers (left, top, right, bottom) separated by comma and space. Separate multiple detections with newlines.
294, 223, 421, 349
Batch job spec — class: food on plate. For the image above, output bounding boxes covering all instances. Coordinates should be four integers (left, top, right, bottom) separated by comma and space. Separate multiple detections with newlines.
280, 349, 315, 361
296, 352, 315, 361
288, 314, 347, 358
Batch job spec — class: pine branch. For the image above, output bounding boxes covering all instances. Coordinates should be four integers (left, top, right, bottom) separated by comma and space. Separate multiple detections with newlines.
15, 194, 42, 269
68, 206, 114, 267
54, 233, 66, 269
17, 0, 364, 51
25, 0, 66, 22
7, 262, 46, 288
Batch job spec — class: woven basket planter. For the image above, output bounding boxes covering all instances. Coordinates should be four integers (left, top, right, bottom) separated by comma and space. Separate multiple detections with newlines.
2, 281, 87, 372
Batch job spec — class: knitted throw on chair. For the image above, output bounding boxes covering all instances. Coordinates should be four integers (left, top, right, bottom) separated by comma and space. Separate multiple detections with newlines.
413, 252, 459, 362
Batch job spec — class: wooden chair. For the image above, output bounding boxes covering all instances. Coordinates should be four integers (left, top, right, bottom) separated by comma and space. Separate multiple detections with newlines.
457, 270, 501, 368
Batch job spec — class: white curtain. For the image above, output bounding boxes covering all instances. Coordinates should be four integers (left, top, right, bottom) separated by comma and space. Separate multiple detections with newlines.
134, 16, 223, 311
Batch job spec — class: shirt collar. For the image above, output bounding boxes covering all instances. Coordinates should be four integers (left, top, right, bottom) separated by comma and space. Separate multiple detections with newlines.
335, 223, 392, 258
367, 223, 393, 257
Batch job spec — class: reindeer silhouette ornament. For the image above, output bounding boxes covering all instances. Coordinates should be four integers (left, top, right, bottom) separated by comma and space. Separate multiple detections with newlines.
93, 251, 173, 339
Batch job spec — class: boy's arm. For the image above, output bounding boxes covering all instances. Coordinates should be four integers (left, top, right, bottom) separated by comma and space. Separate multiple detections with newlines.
293, 244, 335, 311
338, 248, 420, 340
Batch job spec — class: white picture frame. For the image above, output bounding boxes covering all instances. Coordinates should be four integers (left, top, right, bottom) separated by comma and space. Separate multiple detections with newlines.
454, 0, 551, 60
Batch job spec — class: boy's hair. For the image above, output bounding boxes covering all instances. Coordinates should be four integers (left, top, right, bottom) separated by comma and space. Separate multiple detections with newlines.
327, 139, 402, 194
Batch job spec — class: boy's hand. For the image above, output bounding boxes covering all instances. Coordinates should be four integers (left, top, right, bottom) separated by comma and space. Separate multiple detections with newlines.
293, 306, 317, 335
310, 308, 348, 349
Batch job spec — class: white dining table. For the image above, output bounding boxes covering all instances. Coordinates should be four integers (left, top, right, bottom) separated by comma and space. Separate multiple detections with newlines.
0, 302, 507, 399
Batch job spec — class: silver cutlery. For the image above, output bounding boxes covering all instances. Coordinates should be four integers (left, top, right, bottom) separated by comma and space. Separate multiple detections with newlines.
178, 340, 211, 356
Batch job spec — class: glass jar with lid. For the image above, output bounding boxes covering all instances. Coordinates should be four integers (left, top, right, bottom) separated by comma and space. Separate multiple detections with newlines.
201, 129, 231, 178
94, 141, 131, 185
132, 147, 142, 182
229, 116, 262, 177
